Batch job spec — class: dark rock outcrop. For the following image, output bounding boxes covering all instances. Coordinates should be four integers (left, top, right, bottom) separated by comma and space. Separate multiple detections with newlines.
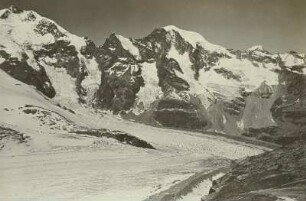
72, 129, 155, 149
0, 126, 29, 149
203, 139, 306, 201
34, 19, 66, 39
0, 55, 56, 98
95, 34, 144, 112
154, 97, 208, 129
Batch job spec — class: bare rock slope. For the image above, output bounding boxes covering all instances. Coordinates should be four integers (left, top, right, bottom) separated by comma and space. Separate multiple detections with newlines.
203, 137, 306, 201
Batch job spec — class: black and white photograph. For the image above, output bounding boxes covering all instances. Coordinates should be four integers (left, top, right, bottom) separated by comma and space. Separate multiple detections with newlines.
0, 0, 305, 201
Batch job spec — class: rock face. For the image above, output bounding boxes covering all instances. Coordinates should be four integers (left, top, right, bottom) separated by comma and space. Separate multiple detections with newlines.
242, 70, 306, 145
202, 139, 306, 201
272, 69, 306, 132
1, 6, 306, 139
95, 27, 226, 128
95, 34, 144, 112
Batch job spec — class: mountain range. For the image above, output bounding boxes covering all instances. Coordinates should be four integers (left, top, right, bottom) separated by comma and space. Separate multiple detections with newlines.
1, 6, 305, 144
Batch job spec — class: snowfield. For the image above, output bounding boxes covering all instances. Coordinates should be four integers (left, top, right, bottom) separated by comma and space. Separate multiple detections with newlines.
0, 70, 269, 201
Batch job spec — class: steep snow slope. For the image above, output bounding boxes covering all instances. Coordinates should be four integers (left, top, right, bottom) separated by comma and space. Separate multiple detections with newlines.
0, 69, 88, 154
116, 34, 141, 60
0, 6, 100, 106
0, 69, 268, 201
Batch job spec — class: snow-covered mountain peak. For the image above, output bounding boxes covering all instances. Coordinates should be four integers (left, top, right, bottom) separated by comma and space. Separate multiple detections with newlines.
0, 6, 87, 50
247, 45, 264, 51
163, 25, 229, 55
163, 25, 207, 46
0, 6, 89, 62
0, 5, 23, 18
0, 6, 43, 25
0, 6, 100, 105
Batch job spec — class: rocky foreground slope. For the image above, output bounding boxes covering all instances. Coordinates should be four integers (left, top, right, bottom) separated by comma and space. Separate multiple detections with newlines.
203, 137, 306, 201
0, 5, 305, 143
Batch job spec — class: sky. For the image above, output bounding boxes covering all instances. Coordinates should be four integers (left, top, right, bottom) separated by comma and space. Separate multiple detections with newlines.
0, 0, 305, 53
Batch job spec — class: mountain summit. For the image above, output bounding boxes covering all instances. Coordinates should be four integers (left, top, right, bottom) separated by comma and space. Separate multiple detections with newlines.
0, 6, 101, 104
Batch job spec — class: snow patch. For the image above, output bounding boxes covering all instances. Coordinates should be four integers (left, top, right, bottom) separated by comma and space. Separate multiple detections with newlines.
280, 53, 305, 67
277, 197, 296, 201
0, 57, 5, 64
237, 120, 244, 130
222, 115, 227, 124
116, 34, 141, 60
